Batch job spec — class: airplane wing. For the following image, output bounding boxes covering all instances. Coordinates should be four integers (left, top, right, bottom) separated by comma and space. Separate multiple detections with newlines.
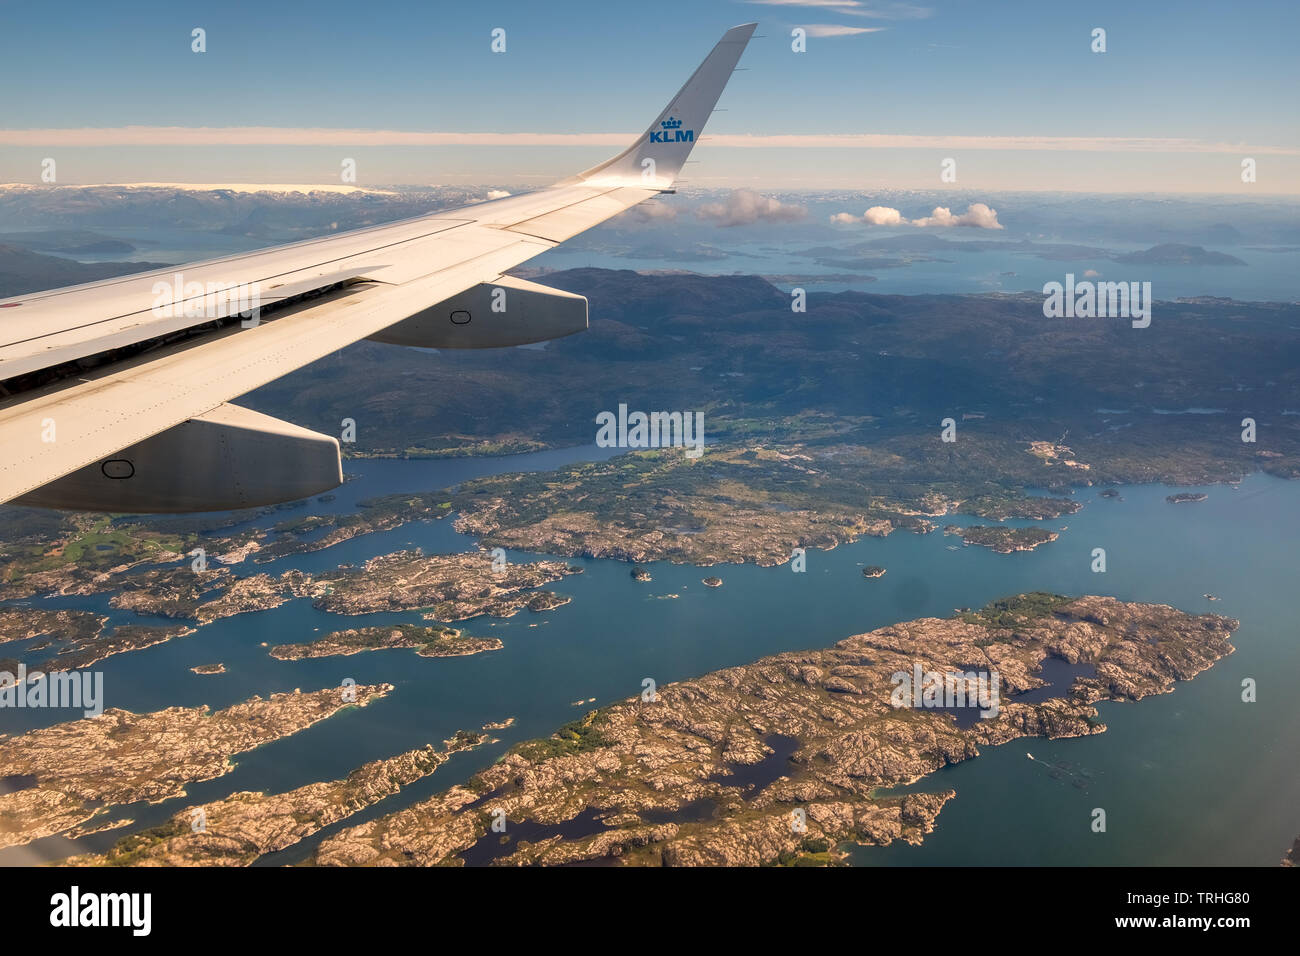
0, 23, 757, 512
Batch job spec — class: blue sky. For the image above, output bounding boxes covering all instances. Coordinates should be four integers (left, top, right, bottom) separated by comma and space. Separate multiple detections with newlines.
1, 0, 1297, 191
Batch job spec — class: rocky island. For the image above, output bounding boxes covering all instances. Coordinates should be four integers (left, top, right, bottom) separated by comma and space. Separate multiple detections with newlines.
0, 608, 106, 645
68, 731, 488, 867
311, 595, 1236, 867
960, 494, 1081, 520
447, 444, 938, 568
862, 566, 887, 578
40, 623, 196, 670
0, 683, 392, 849
1167, 493, 1208, 504
312, 549, 578, 622
270, 623, 502, 660
0, 609, 198, 672
943, 525, 1059, 553
5, 549, 579, 648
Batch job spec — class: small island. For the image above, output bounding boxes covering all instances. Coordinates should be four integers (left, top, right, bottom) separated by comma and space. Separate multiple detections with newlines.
190, 663, 226, 675
66, 817, 135, 839
40, 623, 196, 670
631, 566, 652, 582
862, 566, 887, 579
943, 525, 1058, 553
702, 576, 724, 588
1167, 493, 1208, 504
270, 623, 501, 660
525, 593, 571, 612
961, 494, 1081, 520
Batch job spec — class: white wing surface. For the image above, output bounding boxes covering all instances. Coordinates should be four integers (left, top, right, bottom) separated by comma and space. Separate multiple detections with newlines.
0, 23, 756, 511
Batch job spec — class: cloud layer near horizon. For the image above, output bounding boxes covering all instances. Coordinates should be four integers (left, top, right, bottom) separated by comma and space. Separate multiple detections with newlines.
697, 189, 807, 227
1, 127, 1293, 155
832, 202, 1004, 228
801, 24, 886, 37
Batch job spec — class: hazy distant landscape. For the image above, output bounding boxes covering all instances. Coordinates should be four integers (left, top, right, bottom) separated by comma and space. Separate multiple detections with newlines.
3, 183, 1298, 300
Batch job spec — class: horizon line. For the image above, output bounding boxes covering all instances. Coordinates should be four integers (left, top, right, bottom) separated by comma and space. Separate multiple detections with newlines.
2, 182, 1297, 198
0, 127, 1296, 156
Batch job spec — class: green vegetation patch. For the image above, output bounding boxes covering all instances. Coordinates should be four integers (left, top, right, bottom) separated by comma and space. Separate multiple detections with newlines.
514, 710, 611, 761
960, 592, 1073, 628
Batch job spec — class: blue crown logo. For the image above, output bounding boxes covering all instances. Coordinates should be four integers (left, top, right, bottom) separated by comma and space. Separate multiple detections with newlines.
649, 116, 693, 144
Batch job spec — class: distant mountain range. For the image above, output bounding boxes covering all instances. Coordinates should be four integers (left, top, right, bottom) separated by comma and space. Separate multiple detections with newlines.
796, 234, 1247, 268
228, 267, 1300, 483
1113, 243, 1246, 266
0, 184, 505, 238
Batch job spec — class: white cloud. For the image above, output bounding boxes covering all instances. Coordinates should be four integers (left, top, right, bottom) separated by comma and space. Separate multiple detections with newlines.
745, 0, 932, 18
863, 205, 906, 225
697, 189, 806, 227
802, 24, 886, 37
831, 205, 906, 225
627, 201, 679, 222
747, 0, 866, 8
830, 201, 1003, 229
910, 202, 1003, 228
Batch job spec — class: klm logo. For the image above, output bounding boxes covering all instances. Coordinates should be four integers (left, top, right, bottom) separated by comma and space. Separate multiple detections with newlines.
649, 117, 694, 144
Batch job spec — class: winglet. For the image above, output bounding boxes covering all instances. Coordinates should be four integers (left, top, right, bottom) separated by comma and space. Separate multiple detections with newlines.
562, 23, 757, 189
